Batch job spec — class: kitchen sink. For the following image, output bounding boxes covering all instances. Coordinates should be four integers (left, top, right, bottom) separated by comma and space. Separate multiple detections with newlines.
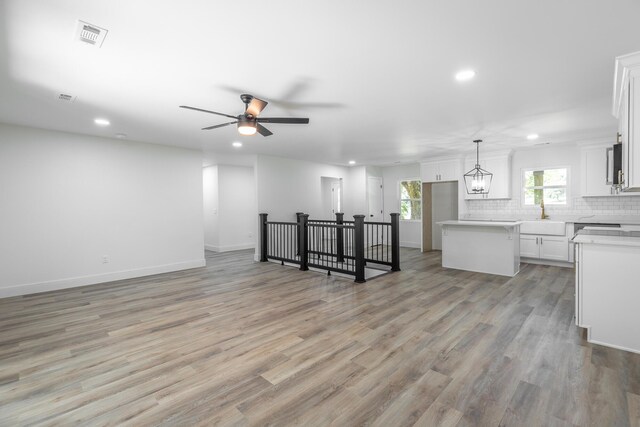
520, 220, 566, 236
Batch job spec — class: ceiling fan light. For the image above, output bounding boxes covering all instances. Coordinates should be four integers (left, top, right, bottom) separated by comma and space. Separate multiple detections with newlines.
237, 122, 257, 136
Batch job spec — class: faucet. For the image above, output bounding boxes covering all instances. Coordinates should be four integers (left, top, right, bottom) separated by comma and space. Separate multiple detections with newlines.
540, 200, 549, 220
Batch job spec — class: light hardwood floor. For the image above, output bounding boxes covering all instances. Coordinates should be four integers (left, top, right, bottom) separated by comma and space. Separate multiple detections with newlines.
1, 249, 639, 426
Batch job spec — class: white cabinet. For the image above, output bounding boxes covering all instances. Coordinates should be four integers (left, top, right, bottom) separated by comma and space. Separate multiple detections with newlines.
540, 236, 570, 261
613, 52, 640, 191
519, 235, 539, 258
519, 235, 569, 261
420, 158, 462, 183
580, 144, 613, 197
574, 239, 640, 353
464, 152, 512, 199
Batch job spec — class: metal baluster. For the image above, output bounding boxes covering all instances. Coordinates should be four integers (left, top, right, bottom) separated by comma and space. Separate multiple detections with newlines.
376, 224, 379, 261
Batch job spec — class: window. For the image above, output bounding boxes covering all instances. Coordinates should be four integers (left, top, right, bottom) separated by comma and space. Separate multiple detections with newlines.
523, 168, 568, 206
400, 180, 422, 220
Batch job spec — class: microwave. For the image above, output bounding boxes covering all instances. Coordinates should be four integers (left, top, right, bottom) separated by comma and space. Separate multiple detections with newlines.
606, 142, 623, 185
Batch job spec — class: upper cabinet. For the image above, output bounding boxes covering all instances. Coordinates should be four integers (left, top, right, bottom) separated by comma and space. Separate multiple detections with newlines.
463, 151, 512, 200
420, 158, 462, 183
580, 144, 614, 197
613, 51, 640, 191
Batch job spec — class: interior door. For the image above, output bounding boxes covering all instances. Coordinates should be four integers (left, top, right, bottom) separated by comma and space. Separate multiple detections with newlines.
367, 176, 383, 222
331, 180, 342, 214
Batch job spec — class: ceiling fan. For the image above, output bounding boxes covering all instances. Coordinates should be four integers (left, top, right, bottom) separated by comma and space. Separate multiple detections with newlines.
179, 94, 309, 137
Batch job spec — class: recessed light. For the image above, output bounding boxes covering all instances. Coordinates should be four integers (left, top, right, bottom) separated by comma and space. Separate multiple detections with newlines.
455, 69, 476, 81
348, 160, 356, 165
232, 141, 243, 148
526, 134, 539, 140
94, 118, 110, 126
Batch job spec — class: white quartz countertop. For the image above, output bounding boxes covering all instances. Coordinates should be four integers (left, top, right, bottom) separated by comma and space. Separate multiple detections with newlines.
438, 220, 522, 227
572, 229, 640, 247
464, 215, 640, 225
573, 234, 640, 247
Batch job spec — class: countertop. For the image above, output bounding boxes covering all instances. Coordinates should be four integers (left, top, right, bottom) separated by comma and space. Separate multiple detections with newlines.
464, 215, 640, 225
438, 220, 522, 227
572, 228, 640, 247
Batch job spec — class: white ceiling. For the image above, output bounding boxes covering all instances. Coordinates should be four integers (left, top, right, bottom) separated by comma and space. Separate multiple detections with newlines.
1, 0, 639, 166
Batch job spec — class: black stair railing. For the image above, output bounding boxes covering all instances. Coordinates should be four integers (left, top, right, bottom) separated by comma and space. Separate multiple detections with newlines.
259, 212, 400, 282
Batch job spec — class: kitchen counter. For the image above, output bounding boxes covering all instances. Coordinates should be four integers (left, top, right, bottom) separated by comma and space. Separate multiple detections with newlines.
438, 220, 522, 227
464, 215, 640, 225
438, 221, 521, 277
573, 228, 640, 247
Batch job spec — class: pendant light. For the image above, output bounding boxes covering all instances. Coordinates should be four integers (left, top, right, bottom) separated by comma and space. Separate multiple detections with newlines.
463, 139, 493, 195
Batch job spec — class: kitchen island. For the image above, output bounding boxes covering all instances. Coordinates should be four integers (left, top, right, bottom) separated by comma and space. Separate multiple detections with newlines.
438, 220, 522, 277
574, 228, 640, 354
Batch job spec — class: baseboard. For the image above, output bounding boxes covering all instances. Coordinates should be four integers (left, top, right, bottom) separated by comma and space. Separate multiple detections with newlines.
204, 243, 255, 252
400, 241, 421, 249
0, 259, 206, 299
521, 258, 574, 268
588, 338, 640, 355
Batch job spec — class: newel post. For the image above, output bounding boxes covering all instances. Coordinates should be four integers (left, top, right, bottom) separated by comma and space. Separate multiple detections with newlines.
259, 213, 268, 262
335, 212, 345, 263
354, 215, 366, 283
295, 212, 304, 255
390, 212, 401, 271
298, 214, 309, 271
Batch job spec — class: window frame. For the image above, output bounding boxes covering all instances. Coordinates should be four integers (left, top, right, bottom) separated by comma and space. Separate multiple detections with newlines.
399, 178, 422, 222
521, 166, 571, 208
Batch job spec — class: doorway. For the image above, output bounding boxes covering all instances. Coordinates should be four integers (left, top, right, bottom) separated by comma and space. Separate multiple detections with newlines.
321, 177, 342, 219
367, 176, 383, 221
431, 181, 458, 250
422, 181, 458, 251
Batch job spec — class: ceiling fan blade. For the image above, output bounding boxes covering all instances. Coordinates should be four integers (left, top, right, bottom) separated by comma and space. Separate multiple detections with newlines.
256, 124, 273, 137
179, 105, 237, 120
246, 97, 268, 117
256, 117, 309, 124
201, 121, 237, 130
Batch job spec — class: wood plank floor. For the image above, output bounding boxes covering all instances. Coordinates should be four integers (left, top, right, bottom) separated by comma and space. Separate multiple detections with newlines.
1, 248, 639, 426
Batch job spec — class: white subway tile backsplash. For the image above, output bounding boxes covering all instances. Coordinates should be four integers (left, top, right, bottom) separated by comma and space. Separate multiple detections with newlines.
465, 195, 640, 220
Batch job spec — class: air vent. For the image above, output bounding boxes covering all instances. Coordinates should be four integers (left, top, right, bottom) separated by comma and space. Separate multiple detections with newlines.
75, 20, 108, 47
58, 93, 75, 102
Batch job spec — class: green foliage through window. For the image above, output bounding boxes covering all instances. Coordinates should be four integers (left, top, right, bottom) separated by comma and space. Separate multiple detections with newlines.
400, 180, 422, 220
523, 168, 567, 206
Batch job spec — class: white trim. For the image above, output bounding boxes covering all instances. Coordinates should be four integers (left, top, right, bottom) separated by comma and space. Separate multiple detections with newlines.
463, 148, 513, 162
613, 51, 640, 117
399, 178, 422, 221
420, 154, 464, 163
521, 166, 571, 208
204, 243, 255, 252
0, 259, 206, 298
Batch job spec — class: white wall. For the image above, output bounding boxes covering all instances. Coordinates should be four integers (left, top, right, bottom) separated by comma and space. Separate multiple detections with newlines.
382, 163, 421, 248
0, 123, 205, 298
255, 155, 364, 220
218, 165, 256, 251
203, 165, 219, 249
254, 155, 370, 259
347, 166, 368, 218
